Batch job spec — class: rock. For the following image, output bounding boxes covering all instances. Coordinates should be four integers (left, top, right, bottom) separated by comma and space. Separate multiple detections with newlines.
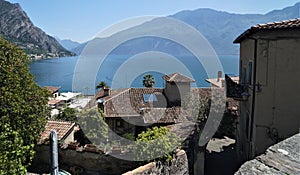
0, 0, 74, 57
235, 133, 300, 175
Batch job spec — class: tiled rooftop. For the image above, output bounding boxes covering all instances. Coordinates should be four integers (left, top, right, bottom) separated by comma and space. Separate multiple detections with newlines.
252, 18, 300, 30
104, 88, 166, 119
91, 87, 232, 124
48, 99, 61, 105
44, 86, 60, 94
162, 72, 195, 83
234, 18, 300, 43
39, 120, 75, 144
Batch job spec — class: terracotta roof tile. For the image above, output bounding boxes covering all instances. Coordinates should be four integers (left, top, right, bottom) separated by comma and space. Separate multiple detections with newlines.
44, 86, 60, 94
162, 72, 195, 83
252, 18, 300, 30
103, 88, 165, 117
87, 86, 237, 124
102, 88, 212, 123
39, 120, 75, 144
234, 18, 300, 43
83, 88, 129, 110
48, 99, 61, 105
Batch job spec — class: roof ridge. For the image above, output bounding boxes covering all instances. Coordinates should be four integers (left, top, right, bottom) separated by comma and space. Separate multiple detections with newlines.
47, 119, 75, 124
163, 72, 195, 82
168, 72, 179, 81
105, 88, 130, 102
254, 18, 300, 27
234, 18, 300, 43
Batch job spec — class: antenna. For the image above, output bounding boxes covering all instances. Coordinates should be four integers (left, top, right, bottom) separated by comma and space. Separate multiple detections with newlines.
217, 71, 222, 82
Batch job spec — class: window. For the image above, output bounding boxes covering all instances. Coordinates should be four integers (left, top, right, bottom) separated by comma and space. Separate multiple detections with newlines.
246, 115, 249, 139
242, 67, 247, 85
248, 61, 253, 85
239, 60, 243, 78
116, 119, 123, 127
143, 94, 158, 103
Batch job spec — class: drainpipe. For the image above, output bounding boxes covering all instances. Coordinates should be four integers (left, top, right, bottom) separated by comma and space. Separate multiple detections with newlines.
246, 36, 258, 159
50, 130, 59, 175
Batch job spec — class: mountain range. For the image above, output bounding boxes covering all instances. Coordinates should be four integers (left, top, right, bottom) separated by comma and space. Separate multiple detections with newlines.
1, 0, 299, 57
55, 37, 80, 51
0, 0, 73, 58
72, 2, 300, 55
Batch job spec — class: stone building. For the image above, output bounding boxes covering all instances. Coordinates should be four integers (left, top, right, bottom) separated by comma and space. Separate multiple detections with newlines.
232, 18, 300, 162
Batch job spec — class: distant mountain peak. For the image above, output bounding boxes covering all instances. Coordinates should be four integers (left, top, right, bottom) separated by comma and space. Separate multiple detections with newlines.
72, 3, 300, 55
55, 37, 81, 51
169, 3, 300, 55
0, 0, 74, 58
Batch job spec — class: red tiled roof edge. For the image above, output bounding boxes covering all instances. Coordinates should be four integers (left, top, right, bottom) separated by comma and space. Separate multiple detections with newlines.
39, 120, 76, 144
162, 72, 195, 82
44, 86, 60, 93
234, 18, 300, 43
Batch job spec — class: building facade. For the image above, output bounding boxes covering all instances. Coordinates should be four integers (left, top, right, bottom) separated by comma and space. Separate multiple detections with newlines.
233, 18, 300, 162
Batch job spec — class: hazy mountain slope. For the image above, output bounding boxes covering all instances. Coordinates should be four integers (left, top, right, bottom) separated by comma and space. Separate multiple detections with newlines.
0, 0, 73, 57
170, 3, 300, 55
55, 37, 81, 51
73, 3, 300, 55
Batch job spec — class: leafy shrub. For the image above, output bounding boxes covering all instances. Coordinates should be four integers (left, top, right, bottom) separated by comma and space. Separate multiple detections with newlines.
55, 107, 78, 122
122, 132, 135, 141
133, 126, 180, 162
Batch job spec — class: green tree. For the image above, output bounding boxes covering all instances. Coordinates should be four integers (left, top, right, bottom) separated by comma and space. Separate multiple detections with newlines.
0, 37, 50, 174
142, 74, 155, 88
96, 81, 107, 90
133, 126, 180, 162
55, 107, 78, 122
77, 108, 108, 149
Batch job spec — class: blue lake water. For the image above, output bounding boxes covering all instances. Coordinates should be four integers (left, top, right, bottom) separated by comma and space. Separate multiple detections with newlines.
29, 55, 239, 95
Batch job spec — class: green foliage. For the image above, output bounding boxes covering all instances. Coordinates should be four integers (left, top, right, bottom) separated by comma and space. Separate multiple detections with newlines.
122, 132, 135, 141
55, 107, 78, 122
78, 108, 108, 148
96, 81, 107, 90
197, 97, 210, 126
133, 126, 180, 162
142, 74, 155, 88
0, 37, 50, 174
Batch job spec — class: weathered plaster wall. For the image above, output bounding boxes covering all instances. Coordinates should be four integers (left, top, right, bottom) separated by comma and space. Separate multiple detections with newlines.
238, 29, 300, 162
164, 82, 190, 104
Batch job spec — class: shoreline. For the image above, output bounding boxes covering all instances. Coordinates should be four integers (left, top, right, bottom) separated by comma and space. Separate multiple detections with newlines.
29, 54, 77, 61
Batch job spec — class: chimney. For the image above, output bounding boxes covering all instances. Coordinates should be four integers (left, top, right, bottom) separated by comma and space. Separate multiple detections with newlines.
217, 71, 222, 82
97, 99, 105, 112
139, 108, 145, 115
103, 86, 110, 96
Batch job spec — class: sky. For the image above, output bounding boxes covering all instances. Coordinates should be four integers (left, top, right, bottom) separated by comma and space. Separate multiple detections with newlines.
6, 0, 300, 43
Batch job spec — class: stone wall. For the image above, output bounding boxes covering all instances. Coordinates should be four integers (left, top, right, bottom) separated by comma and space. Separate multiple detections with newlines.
235, 133, 300, 175
123, 150, 189, 175
30, 145, 138, 175
30, 122, 206, 175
